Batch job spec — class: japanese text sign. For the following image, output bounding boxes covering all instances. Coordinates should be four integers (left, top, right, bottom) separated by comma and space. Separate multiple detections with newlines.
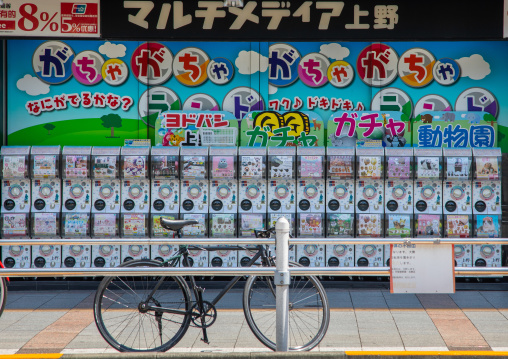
327, 111, 410, 147
101, 0, 503, 40
390, 243, 455, 294
241, 111, 325, 147
0, 0, 99, 37
412, 111, 497, 148
155, 111, 238, 147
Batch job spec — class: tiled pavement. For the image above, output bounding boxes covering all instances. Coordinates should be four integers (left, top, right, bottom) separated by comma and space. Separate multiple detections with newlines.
0, 285, 507, 354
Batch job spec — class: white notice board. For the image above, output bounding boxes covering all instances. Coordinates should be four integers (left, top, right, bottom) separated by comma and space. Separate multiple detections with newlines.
390, 243, 455, 294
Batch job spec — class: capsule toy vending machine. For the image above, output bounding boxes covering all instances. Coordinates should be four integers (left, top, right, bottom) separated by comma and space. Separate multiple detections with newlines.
297, 147, 325, 213
385, 147, 413, 214
385, 214, 413, 266
61, 146, 92, 268
414, 148, 443, 215
151, 213, 179, 263
1, 213, 30, 268
296, 213, 325, 267
1, 146, 31, 269
180, 213, 208, 268
31, 212, 61, 268
238, 213, 266, 267
61, 213, 91, 268
180, 147, 209, 214
238, 147, 266, 214
326, 213, 354, 267
121, 146, 150, 214
267, 147, 296, 213
445, 214, 472, 268
472, 147, 502, 269
472, 148, 501, 215
91, 146, 121, 214
31, 146, 61, 213
209, 213, 238, 267
30, 146, 61, 269
1, 146, 31, 214
474, 214, 502, 268
151, 147, 180, 213
268, 213, 296, 262
62, 146, 92, 213
443, 148, 472, 215
326, 147, 355, 214
356, 147, 384, 214
91, 147, 121, 268
356, 213, 384, 267
209, 147, 238, 214
91, 212, 120, 268
121, 213, 150, 263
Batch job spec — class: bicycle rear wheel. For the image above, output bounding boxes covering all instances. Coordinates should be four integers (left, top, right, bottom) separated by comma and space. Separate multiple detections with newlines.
243, 262, 330, 351
94, 259, 192, 352
0, 278, 6, 318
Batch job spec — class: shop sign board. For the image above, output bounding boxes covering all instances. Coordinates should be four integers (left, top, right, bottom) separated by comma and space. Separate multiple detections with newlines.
390, 243, 455, 294
327, 111, 410, 147
155, 111, 238, 147
240, 111, 325, 147
412, 111, 497, 148
101, 0, 503, 41
0, 0, 99, 37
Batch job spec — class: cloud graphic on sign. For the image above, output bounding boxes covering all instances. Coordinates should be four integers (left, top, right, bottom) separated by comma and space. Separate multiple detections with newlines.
235, 50, 269, 75
456, 54, 491, 80
17, 74, 50, 96
269, 84, 278, 95
99, 41, 127, 58
320, 43, 350, 60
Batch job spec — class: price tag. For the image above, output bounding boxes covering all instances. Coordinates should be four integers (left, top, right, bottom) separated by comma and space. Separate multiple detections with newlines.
0, 0, 99, 37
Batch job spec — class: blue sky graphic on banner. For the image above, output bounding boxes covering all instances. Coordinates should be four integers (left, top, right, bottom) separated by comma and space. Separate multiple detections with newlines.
6, 40, 508, 151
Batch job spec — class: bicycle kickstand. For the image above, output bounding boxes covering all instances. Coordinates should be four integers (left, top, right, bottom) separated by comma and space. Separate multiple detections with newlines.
196, 288, 210, 344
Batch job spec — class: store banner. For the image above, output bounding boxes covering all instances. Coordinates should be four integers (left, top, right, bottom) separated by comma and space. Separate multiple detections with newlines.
327, 111, 410, 148
101, 0, 503, 40
412, 111, 497, 148
240, 111, 325, 147
0, 0, 99, 37
154, 111, 238, 146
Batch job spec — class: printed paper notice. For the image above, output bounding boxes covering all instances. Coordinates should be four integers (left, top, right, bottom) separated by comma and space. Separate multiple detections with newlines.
390, 243, 455, 294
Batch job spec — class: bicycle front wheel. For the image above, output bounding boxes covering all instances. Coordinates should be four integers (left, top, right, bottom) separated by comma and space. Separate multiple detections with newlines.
243, 262, 330, 351
94, 259, 192, 352
0, 277, 6, 318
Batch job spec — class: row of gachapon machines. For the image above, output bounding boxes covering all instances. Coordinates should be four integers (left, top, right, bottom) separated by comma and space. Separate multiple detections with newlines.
1, 145, 501, 217
0, 145, 153, 215
353, 147, 502, 216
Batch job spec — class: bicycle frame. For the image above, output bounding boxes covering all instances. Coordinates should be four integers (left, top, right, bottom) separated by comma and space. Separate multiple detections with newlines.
140, 244, 273, 318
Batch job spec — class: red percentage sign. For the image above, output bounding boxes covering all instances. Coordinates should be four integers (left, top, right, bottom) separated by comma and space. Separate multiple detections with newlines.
39, 11, 59, 31
18, 4, 59, 32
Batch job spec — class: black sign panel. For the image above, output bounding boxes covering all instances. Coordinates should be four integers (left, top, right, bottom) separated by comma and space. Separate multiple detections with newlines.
101, 0, 503, 40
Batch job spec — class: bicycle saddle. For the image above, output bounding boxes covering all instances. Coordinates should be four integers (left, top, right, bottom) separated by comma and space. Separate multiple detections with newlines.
160, 217, 199, 231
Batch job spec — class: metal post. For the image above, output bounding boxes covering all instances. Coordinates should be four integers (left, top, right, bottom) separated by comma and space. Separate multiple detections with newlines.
275, 217, 290, 351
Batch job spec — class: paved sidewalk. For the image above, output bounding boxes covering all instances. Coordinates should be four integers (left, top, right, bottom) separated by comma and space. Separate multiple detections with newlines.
0, 285, 507, 355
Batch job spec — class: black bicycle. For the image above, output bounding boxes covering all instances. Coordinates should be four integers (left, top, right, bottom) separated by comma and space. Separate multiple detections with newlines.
93, 218, 330, 352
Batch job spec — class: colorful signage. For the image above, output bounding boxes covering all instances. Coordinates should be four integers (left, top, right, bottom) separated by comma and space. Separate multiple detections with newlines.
0, 0, 99, 37
155, 111, 238, 147
327, 111, 410, 147
412, 111, 497, 148
241, 111, 325, 147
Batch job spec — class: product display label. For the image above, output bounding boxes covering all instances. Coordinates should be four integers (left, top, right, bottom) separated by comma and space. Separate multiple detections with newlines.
328, 156, 353, 178
94, 157, 117, 179
240, 214, 264, 237
65, 156, 88, 178
2, 213, 28, 236
123, 156, 147, 178
416, 214, 442, 237
387, 214, 411, 237
327, 213, 353, 237
94, 214, 117, 236
357, 214, 382, 237
475, 157, 500, 180
123, 214, 146, 237
64, 213, 89, 237
33, 155, 57, 177
34, 213, 57, 236
475, 215, 500, 237
3, 156, 26, 178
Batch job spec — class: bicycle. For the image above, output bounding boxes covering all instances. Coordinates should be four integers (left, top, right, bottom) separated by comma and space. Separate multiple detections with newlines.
0, 261, 7, 318
93, 218, 330, 352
